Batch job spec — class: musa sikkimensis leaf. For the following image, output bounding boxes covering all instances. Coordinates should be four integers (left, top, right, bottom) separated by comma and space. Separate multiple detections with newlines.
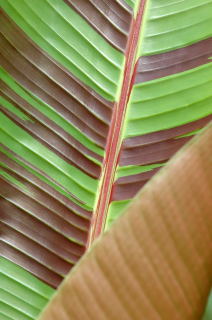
39, 123, 212, 320
0, 0, 212, 318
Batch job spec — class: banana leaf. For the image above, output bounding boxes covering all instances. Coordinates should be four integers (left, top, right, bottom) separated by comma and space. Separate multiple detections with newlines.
39, 123, 212, 320
0, 0, 211, 319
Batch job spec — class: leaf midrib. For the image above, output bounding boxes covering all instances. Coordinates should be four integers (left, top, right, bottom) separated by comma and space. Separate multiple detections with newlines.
87, 0, 148, 246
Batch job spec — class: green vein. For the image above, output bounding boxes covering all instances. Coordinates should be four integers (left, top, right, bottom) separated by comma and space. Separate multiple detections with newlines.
0, 312, 14, 320
0, 301, 33, 320
1, 67, 104, 157
0, 114, 97, 208
1, 274, 50, 309
131, 63, 212, 101
116, 163, 165, 179
176, 128, 203, 139
105, 200, 131, 230
1, 257, 54, 300
0, 289, 39, 318
45, 0, 122, 70
0, 146, 92, 213
124, 0, 136, 9
124, 64, 212, 137
125, 97, 212, 137
0, 165, 28, 191
0, 96, 32, 122
139, 0, 212, 55
1, 0, 124, 100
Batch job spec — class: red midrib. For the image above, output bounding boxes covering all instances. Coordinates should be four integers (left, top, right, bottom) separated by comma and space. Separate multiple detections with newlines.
87, 1, 147, 246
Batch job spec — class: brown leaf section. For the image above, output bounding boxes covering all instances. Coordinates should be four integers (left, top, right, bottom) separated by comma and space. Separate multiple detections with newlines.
135, 38, 212, 83
39, 123, 212, 320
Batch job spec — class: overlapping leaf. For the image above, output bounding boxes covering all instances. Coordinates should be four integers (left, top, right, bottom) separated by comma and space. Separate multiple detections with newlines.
39, 124, 212, 320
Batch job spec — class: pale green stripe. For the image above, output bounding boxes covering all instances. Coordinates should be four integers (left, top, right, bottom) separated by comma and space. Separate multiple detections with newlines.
0, 146, 92, 212
124, 0, 134, 8
0, 114, 98, 195
0, 290, 39, 319
0, 312, 14, 320
1, 67, 104, 157
105, 200, 130, 230
0, 301, 33, 320
124, 0, 137, 9
124, 64, 212, 137
0, 114, 97, 208
0, 96, 32, 122
0, 165, 27, 191
126, 96, 212, 137
1, 0, 124, 100
176, 128, 203, 139
0, 257, 54, 298
131, 64, 211, 103
45, 0, 122, 70
138, 0, 212, 56
1, 274, 50, 309
116, 163, 164, 179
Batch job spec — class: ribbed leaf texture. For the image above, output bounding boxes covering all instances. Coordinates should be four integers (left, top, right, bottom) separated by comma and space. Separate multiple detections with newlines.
39, 124, 212, 320
0, 0, 212, 318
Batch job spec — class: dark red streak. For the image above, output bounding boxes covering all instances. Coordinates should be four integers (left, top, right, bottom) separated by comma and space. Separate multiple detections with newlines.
88, 1, 147, 246
135, 38, 212, 82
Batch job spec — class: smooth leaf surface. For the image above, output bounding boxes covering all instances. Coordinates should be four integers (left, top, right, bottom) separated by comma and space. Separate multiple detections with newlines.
0, 257, 54, 320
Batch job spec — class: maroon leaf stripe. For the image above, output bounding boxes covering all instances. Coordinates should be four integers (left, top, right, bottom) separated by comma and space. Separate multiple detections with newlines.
1, 241, 63, 288
0, 83, 103, 165
1, 12, 113, 148
112, 115, 212, 201
0, 146, 92, 221
123, 115, 212, 148
0, 92, 101, 178
135, 38, 212, 83
0, 150, 91, 287
63, 0, 133, 52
